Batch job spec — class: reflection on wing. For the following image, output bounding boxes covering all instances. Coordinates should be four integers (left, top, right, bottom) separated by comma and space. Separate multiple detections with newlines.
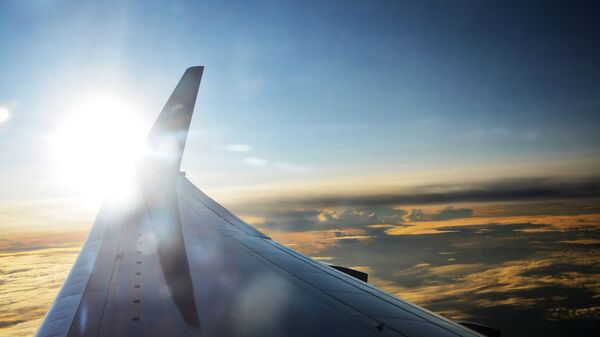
36, 67, 487, 337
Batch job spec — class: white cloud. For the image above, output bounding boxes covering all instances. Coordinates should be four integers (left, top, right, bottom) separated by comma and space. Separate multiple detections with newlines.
241, 157, 311, 173
226, 144, 252, 153
243, 157, 269, 167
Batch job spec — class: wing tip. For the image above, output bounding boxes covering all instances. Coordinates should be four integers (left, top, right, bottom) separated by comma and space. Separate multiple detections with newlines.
185, 66, 204, 74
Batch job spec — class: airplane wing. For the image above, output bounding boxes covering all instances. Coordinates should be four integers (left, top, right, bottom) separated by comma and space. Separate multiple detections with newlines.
36, 67, 492, 337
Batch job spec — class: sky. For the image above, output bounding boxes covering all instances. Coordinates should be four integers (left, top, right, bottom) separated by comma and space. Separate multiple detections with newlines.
0, 1, 599, 337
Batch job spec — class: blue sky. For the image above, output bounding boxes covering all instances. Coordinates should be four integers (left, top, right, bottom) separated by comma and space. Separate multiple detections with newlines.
1, 0, 599, 205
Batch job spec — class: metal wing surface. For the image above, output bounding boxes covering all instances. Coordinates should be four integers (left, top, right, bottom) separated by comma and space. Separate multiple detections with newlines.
36, 67, 485, 337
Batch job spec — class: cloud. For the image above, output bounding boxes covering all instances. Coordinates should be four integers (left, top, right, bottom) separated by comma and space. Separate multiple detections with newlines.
385, 214, 600, 236
219, 141, 309, 172
241, 156, 310, 173
272, 177, 600, 208
319, 207, 406, 228
223, 143, 309, 172
3, 199, 599, 337
225, 144, 252, 153
262, 228, 373, 256
385, 255, 600, 315
233, 185, 600, 337
558, 239, 600, 245
408, 206, 474, 221
303, 210, 600, 334
254, 206, 406, 232
243, 156, 269, 167
548, 306, 600, 320
0, 243, 81, 337
259, 209, 321, 231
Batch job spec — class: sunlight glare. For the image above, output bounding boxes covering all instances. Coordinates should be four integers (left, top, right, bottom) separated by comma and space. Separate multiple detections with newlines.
0, 107, 10, 123
51, 93, 147, 206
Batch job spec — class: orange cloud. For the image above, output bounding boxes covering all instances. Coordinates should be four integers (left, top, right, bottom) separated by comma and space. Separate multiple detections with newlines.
369, 251, 600, 321
385, 214, 600, 236
262, 228, 373, 255
0, 245, 81, 337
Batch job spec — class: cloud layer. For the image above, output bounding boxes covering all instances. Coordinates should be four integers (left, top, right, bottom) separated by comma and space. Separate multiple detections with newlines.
263, 177, 600, 209
0, 237, 81, 337
1, 194, 599, 337
236, 192, 600, 337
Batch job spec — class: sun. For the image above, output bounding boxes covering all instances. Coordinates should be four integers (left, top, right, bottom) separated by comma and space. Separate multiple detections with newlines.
50, 92, 148, 205
0, 106, 10, 123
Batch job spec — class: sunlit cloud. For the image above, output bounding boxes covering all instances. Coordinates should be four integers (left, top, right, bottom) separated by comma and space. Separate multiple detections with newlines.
408, 206, 474, 221
0, 243, 81, 337
241, 156, 310, 173
258, 228, 371, 255
318, 207, 405, 227
238, 196, 600, 335
327, 226, 598, 334
245, 206, 405, 232
385, 214, 600, 236
2, 199, 599, 336
311, 256, 335, 261
558, 239, 600, 245
548, 306, 600, 320
367, 252, 600, 323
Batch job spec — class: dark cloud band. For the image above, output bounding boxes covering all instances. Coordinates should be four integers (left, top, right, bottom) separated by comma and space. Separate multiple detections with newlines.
276, 177, 600, 208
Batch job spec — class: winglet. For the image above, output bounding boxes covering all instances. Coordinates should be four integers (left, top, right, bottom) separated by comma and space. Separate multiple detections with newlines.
145, 66, 204, 171
141, 67, 204, 327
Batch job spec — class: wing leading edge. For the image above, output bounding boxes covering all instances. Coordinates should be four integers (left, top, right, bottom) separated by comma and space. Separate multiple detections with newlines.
36, 67, 486, 337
